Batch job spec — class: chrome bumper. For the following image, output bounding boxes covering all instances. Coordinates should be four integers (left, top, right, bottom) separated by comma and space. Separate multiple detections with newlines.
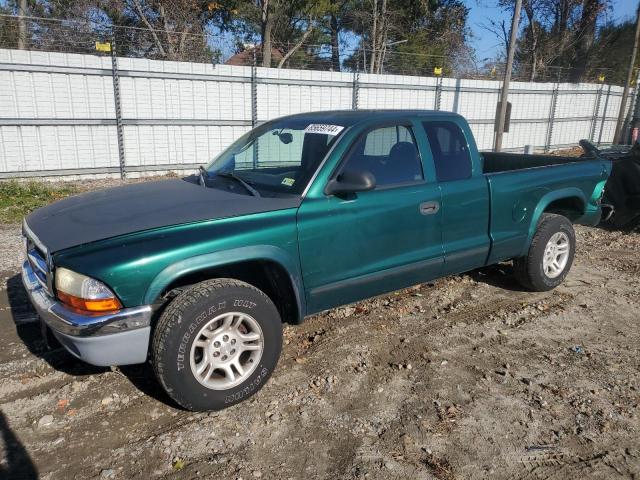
21, 260, 153, 366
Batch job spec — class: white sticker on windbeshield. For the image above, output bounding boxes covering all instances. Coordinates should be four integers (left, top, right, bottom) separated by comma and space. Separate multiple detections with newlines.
304, 124, 344, 136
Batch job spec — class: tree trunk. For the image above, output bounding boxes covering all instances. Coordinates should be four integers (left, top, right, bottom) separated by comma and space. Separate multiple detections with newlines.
571, 0, 601, 82
370, 0, 378, 73
552, 0, 572, 66
158, 4, 176, 60
132, 0, 167, 58
370, 0, 388, 74
330, 11, 340, 71
376, 0, 387, 74
557, 0, 569, 35
261, 0, 273, 67
362, 43, 367, 72
17, 0, 28, 49
524, 2, 537, 81
278, 25, 314, 68
614, 4, 640, 144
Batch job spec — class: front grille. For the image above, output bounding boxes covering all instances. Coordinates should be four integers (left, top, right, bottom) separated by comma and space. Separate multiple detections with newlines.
23, 223, 51, 295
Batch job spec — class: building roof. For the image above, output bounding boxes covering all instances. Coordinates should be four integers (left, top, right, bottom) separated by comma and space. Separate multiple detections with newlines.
225, 46, 284, 66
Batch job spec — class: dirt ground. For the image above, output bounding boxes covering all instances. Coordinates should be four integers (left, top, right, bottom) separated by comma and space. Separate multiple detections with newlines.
0, 203, 639, 479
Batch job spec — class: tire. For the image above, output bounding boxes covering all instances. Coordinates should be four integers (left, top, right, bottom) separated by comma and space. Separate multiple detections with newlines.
513, 213, 575, 292
152, 278, 282, 411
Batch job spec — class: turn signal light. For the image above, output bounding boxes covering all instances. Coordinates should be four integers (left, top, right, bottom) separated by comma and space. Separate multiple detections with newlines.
58, 291, 123, 313
55, 267, 123, 313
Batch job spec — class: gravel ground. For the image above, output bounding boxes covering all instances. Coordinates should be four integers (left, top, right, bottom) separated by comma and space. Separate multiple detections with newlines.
0, 181, 639, 480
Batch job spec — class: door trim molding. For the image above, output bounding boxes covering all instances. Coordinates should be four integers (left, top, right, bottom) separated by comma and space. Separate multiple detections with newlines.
309, 256, 443, 298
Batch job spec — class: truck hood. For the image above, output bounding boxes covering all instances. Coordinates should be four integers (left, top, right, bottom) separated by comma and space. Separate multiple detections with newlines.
25, 179, 300, 252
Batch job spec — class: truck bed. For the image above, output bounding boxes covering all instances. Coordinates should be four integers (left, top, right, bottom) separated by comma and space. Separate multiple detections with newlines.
481, 151, 586, 174
480, 153, 605, 267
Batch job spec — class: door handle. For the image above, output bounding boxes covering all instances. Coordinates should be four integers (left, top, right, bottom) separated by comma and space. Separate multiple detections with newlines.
419, 201, 440, 215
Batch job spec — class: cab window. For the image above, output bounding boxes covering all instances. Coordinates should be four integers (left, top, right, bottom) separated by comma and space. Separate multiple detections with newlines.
422, 121, 472, 182
341, 125, 423, 188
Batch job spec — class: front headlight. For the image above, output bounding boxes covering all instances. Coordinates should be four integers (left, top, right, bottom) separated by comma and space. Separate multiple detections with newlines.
55, 267, 122, 312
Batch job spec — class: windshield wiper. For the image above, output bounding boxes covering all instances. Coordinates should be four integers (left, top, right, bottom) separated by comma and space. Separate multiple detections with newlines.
216, 171, 261, 197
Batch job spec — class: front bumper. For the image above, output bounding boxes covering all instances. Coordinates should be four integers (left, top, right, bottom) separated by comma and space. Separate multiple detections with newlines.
21, 260, 153, 366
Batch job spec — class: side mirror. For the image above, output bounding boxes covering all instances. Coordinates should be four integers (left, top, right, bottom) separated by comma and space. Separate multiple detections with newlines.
325, 169, 376, 196
278, 132, 293, 144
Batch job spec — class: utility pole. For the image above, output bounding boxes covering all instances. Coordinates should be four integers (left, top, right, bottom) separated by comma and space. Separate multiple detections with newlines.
613, 2, 640, 145
494, 0, 522, 152
17, 0, 28, 49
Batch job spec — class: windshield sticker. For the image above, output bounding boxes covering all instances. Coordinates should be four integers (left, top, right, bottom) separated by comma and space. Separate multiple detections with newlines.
281, 177, 295, 187
304, 124, 344, 136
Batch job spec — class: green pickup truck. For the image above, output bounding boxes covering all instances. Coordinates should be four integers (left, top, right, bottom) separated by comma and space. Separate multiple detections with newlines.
22, 110, 611, 411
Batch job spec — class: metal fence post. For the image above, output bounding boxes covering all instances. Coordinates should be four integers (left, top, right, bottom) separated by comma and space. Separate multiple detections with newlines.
251, 59, 259, 168
434, 76, 443, 111
544, 84, 559, 153
352, 72, 359, 110
589, 85, 603, 142
597, 85, 612, 146
110, 34, 126, 179
251, 65, 258, 128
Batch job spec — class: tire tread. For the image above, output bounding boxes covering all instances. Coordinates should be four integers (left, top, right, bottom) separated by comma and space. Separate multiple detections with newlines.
151, 278, 273, 409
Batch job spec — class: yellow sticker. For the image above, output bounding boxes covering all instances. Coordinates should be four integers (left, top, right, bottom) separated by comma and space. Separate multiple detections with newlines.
281, 177, 295, 186
95, 42, 112, 53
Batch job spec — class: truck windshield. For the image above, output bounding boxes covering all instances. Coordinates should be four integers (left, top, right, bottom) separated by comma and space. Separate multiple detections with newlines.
205, 119, 346, 195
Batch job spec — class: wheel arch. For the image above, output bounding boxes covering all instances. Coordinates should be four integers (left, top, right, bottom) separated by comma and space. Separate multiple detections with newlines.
523, 188, 585, 256
145, 246, 306, 324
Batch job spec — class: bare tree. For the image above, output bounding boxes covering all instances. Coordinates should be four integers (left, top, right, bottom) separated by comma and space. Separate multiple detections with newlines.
369, 0, 388, 73
570, 0, 603, 81
260, 0, 274, 67
122, 0, 211, 61
277, 19, 315, 67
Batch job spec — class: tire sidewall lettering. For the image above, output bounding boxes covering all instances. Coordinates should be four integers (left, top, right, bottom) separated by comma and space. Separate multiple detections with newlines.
176, 300, 227, 372
155, 281, 283, 411
223, 367, 269, 404
175, 297, 272, 390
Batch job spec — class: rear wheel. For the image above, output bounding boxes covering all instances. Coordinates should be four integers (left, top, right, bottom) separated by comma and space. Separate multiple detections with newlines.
514, 213, 575, 291
152, 279, 282, 411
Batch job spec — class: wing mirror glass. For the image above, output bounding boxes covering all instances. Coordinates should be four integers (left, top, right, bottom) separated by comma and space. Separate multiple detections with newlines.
273, 131, 293, 144
325, 169, 376, 196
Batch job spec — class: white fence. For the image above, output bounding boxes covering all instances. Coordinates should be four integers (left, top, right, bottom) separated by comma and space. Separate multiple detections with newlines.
0, 48, 633, 179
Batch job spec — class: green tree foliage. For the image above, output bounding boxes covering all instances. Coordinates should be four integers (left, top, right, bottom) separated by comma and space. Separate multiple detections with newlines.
590, 19, 640, 86
211, 0, 335, 67
342, 0, 470, 75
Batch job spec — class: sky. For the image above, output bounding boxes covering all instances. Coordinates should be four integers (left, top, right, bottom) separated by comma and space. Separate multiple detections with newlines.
467, 0, 639, 61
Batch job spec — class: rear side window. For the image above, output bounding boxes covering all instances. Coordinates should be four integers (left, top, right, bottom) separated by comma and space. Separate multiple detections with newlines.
341, 125, 423, 187
422, 121, 472, 182
363, 126, 414, 156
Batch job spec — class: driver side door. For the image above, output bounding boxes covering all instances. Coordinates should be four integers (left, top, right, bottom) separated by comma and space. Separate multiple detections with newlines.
297, 122, 444, 314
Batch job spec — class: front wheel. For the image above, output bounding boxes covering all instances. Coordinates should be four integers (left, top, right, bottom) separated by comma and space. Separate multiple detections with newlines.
514, 213, 576, 291
152, 279, 282, 411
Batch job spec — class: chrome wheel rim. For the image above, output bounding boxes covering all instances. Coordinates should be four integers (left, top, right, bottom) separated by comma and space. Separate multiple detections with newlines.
189, 312, 263, 390
542, 232, 570, 279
